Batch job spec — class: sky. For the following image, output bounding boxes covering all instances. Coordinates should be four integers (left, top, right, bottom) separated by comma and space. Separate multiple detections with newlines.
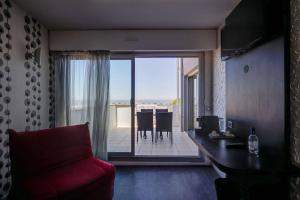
71, 60, 86, 102
110, 58, 178, 101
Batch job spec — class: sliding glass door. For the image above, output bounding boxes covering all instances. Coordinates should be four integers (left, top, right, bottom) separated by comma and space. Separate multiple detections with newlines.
108, 59, 134, 155
193, 75, 199, 128
108, 56, 200, 158
187, 75, 199, 130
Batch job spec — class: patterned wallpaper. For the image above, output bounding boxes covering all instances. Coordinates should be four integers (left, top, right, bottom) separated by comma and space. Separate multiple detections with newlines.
212, 47, 226, 121
291, 0, 300, 199
24, 15, 43, 132
48, 55, 55, 128
0, 1, 49, 199
0, 0, 13, 198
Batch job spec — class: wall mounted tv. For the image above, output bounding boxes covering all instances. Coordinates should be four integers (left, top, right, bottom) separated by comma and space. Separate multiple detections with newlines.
221, 0, 284, 60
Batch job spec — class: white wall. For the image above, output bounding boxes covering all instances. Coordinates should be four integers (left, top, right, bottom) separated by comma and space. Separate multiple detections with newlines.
204, 51, 213, 115
49, 30, 217, 51
212, 29, 226, 120
183, 57, 198, 75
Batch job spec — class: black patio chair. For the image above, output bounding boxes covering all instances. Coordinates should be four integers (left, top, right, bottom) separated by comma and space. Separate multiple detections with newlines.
136, 112, 154, 143
155, 112, 173, 144
155, 109, 168, 113
141, 109, 153, 113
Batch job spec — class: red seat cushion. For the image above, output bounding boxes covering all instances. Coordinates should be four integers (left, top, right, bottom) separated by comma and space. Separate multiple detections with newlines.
23, 158, 116, 200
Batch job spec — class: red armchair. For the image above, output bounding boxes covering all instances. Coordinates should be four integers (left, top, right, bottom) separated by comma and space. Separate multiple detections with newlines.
8, 123, 116, 200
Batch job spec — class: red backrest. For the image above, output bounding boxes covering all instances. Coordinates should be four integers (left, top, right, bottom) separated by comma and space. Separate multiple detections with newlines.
9, 124, 93, 177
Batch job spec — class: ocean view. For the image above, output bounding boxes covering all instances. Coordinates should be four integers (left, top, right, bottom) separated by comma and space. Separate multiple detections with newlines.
110, 99, 176, 106
71, 99, 178, 110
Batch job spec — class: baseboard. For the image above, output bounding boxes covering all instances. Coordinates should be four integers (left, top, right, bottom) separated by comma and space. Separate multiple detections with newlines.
110, 161, 211, 166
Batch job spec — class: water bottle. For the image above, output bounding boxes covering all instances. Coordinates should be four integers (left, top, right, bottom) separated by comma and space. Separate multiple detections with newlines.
248, 127, 259, 155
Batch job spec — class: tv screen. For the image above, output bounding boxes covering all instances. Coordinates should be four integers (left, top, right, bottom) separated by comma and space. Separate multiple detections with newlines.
221, 0, 283, 60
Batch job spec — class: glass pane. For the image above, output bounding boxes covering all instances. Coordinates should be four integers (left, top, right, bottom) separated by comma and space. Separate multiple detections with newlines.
135, 58, 198, 156
194, 76, 198, 128
108, 60, 132, 153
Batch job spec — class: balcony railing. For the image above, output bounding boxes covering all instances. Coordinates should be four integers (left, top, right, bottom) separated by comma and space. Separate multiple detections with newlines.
109, 104, 181, 129
68, 103, 181, 129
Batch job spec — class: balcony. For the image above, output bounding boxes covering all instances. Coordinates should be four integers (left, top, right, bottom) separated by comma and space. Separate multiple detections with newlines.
108, 103, 199, 156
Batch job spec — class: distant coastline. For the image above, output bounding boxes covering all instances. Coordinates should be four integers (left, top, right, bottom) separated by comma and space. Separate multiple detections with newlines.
72, 99, 178, 108
110, 99, 175, 106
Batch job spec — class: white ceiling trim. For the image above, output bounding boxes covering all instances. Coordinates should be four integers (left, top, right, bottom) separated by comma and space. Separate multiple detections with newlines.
14, 0, 240, 30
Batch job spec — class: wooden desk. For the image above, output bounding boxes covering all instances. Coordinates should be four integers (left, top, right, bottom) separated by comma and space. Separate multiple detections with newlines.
188, 131, 285, 176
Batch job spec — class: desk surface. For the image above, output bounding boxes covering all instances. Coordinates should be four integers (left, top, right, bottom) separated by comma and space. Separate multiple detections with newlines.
188, 131, 285, 176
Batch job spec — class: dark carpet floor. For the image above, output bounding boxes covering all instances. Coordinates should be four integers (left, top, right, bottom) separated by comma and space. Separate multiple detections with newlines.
113, 166, 218, 200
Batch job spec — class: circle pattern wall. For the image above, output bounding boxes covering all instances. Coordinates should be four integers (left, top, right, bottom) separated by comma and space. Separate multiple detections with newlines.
0, 0, 12, 198
48, 55, 55, 128
23, 15, 42, 131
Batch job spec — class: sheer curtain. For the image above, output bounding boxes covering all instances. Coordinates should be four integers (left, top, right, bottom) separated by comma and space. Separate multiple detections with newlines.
53, 51, 110, 160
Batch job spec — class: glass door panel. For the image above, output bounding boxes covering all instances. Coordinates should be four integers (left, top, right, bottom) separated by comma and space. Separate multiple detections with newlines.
135, 58, 180, 156
187, 75, 199, 129
193, 76, 199, 128
108, 60, 133, 153
187, 77, 195, 130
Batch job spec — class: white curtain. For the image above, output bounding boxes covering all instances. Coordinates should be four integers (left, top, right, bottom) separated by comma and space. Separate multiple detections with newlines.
53, 51, 110, 160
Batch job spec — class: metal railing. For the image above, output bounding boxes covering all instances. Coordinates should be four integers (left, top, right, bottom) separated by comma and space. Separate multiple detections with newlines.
109, 104, 181, 128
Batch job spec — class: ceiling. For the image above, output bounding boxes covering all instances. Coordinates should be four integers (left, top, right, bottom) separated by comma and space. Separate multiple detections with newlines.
14, 0, 240, 30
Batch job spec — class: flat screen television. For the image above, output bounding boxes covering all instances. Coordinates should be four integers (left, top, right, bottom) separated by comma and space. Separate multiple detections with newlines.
221, 0, 284, 60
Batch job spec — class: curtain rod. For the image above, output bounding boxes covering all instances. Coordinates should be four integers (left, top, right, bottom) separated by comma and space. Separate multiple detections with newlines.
50, 50, 110, 56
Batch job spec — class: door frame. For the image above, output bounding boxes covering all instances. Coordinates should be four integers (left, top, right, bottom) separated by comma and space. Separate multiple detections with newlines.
108, 53, 203, 160
187, 74, 199, 130
108, 55, 136, 157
